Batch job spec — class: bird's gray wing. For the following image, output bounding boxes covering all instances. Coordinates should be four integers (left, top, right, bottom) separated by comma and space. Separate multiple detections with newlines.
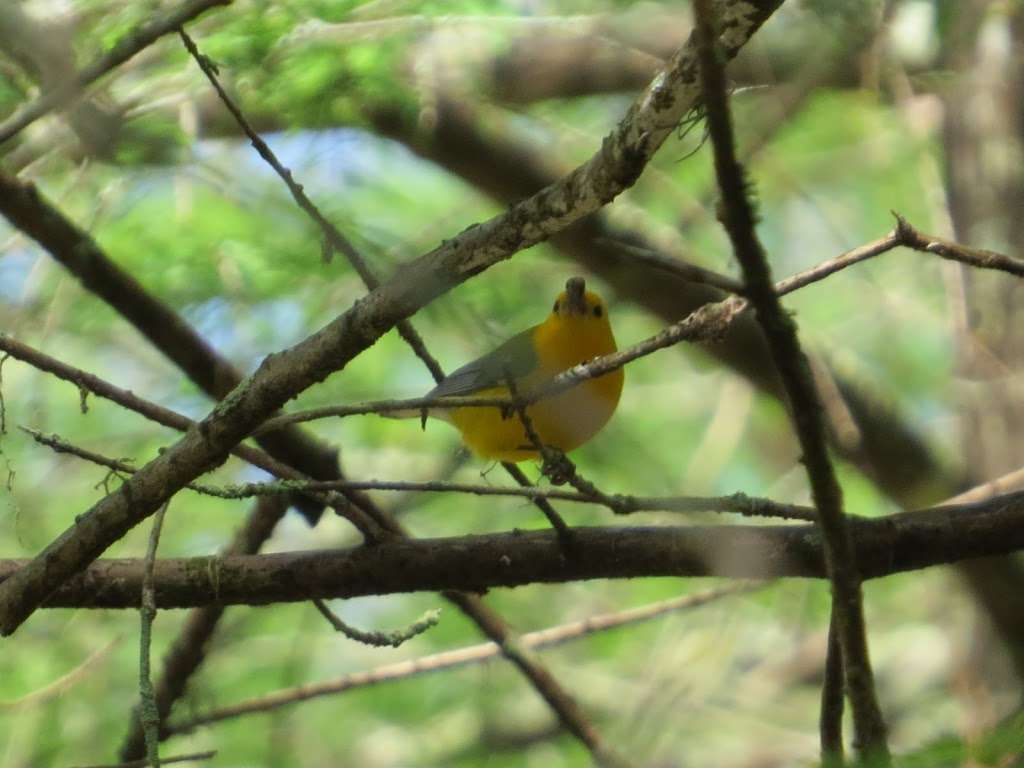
427, 327, 539, 398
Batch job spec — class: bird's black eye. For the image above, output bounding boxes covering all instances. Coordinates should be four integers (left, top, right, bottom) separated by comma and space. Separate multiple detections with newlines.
553, 301, 560, 313
593, 305, 603, 317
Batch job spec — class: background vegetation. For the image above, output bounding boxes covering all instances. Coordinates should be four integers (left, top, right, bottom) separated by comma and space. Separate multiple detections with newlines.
1, 0, 1022, 766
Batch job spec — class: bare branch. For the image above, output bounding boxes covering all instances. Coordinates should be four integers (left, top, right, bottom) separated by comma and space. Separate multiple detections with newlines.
118, 497, 287, 761
166, 582, 762, 735
691, 0, 889, 760
893, 212, 1024, 277
178, 27, 446, 380
69, 751, 216, 768
0, 0, 230, 146
3, 490, 1024, 609
0, 334, 384, 539
139, 502, 170, 767
313, 599, 441, 648
819, 610, 845, 765
18, 410, 815, 523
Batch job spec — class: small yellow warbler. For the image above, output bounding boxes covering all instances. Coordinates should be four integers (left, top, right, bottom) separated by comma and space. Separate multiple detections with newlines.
417, 277, 623, 461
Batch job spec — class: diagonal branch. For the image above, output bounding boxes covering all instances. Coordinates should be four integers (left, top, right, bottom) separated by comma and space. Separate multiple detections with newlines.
692, 0, 889, 761
178, 27, 445, 381
0, 174, 343, 525
0, 335, 384, 539
166, 582, 763, 736
892, 212, 1024, 277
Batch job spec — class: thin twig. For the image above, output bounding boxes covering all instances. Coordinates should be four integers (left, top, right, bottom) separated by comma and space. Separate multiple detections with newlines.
140, 502, 171, 767
70, 751, 216, 768
0, 352, 8, 434
772, 232, 903, 295
593, 238, 748, 294
312, 598, 440, 648
0, 0, 230, 146
502, 373, 576, 546
502, 460, 585, 524
20, 427, 137, 476
118, 496, 287, 760
893, 212, 1024, 278
125, 475, 820, 521
178, 28, 445, 378
691, 1, 889, 761
0, 338, 385, 541
165, 582, 763, 735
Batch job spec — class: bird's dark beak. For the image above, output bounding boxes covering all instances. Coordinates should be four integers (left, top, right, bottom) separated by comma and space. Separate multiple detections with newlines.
565, 276, 587, 315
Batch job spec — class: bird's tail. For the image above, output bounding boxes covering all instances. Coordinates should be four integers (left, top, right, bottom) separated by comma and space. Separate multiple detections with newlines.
381, 406, 444, 428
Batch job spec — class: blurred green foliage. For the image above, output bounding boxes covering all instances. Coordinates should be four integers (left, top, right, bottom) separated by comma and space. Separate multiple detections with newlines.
0, 0, 1016, 766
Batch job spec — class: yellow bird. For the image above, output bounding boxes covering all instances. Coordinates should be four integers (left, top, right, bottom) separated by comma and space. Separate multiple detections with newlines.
419, 277, 623, 462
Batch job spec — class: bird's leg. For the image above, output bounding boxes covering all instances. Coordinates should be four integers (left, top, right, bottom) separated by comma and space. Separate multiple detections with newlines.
539, 451, 576, 487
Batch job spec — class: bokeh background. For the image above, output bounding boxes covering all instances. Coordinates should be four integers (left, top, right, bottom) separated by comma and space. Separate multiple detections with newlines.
1, 1, 1023, 766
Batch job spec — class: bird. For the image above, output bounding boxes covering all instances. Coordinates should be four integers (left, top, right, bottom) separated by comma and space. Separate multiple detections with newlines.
410, 276, 623, 462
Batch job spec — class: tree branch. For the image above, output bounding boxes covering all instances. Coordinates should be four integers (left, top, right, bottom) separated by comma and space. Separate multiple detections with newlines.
0, 0, 231, 146
138, 502, 170, 767
0, 174, 344, 525
178, 27, 446, 381
165, 582, 762, 736
4, 491, 1024, 609
691, 0, 889, 760
0, 335, 385, 540
893, 212, 1024, 277
117, 496, 288, 761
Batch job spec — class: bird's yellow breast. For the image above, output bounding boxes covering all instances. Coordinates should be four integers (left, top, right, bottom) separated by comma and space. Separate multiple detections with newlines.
448, 308, 622, 462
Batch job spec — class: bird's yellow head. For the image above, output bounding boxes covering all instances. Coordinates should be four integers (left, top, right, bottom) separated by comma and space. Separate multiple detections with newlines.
550, 276, 609, 325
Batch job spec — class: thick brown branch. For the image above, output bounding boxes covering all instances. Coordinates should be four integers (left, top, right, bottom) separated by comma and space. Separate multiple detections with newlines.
4, 492, 1024, 609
